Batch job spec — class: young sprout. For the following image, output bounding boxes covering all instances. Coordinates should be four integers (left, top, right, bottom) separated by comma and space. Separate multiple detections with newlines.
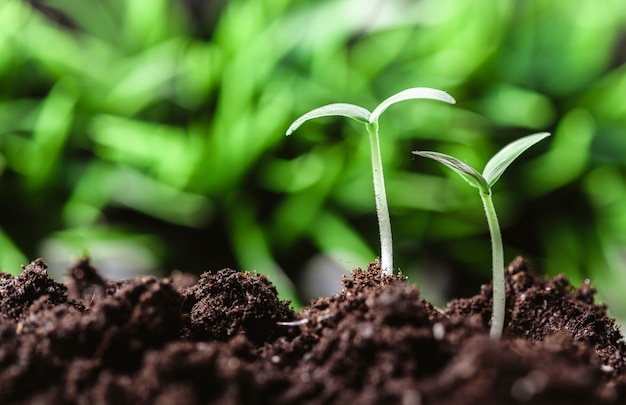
413, 132, 550, 340
286, 88, 456, 275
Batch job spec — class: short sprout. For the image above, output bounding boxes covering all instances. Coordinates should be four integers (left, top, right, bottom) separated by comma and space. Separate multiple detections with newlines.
413, 132, 550, 339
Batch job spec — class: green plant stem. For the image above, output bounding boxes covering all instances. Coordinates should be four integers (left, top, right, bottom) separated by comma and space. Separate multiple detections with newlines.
480, 190, 505, 340
366, 121, 393, 274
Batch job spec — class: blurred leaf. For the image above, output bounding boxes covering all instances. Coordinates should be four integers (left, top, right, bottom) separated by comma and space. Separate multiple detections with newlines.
17, 5, 87, 77
228, 199, 300, 306
0, 227, 28, 275
261, 154, 326, 193
46, 0, 125, 44
108, 166, 213, 227
64, 162, 213, 227
99, 39, 186, 115
0, 100, 40, 135
90, 114, 202, 187
525, 110, 594, 195
175, 41, 223, 109
270, 146, 346, 245
581, 67, 626, 124
386, 173, 459, 212
26, 78, 78, 186
478, 84, 555, 129
122, 0, 184, 49
310, 211, 375, 270
583, 166, 625, 209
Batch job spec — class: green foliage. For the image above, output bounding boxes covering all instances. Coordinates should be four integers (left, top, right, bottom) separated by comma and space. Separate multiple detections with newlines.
0, 0, 625, 323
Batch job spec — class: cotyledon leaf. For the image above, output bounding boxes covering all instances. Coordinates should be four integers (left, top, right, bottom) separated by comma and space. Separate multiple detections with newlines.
482, 132, 551, 188
369, 87, 456, 124
286, 103, 370, 135
412, 150, 490, 192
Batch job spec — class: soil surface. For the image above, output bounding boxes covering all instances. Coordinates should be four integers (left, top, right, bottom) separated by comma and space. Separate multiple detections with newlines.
1, 257, 625, 404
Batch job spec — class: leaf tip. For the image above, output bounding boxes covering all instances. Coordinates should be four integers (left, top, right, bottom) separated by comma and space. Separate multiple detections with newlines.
440, 91, 456, 105
285, 122, 300, 136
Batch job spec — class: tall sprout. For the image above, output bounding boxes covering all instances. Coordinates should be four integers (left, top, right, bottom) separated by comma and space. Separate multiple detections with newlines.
287, 88, 455, 274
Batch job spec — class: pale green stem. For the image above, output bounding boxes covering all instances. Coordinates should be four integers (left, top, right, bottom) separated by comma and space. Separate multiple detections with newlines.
366, 121, 393, 274
480, 190, 505, 340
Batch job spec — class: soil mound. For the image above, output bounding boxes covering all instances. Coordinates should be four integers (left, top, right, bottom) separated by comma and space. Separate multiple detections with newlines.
0, 257, 624, 404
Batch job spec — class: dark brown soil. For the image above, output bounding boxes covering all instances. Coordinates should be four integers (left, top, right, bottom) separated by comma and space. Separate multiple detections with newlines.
1, 257, 625, 404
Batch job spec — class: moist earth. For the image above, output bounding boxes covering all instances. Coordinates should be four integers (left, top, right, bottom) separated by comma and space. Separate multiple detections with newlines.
0, 257, 625, 404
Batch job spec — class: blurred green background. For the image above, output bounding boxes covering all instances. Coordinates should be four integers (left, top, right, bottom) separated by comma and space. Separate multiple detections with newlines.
1, 0, 626, 323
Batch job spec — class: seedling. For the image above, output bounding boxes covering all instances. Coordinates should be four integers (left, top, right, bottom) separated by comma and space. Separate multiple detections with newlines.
286, 88, 456, 275
413, 132, 550, 340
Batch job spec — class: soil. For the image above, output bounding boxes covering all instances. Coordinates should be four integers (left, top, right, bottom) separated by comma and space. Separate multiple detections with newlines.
1, 257, 625, 404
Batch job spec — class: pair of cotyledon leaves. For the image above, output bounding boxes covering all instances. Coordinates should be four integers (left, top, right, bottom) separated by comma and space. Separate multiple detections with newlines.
413, 132, 550, 194
286, 87, 549, 193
